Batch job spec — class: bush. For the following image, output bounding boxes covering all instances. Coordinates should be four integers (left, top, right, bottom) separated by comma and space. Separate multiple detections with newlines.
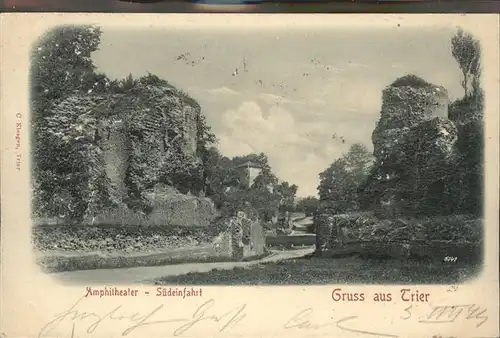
317, 211, 482, 250
389, 74, 435, 89
32, 224, 215, 254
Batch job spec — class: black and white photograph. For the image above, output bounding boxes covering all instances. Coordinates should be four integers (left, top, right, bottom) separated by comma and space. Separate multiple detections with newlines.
30, 23, 485, 286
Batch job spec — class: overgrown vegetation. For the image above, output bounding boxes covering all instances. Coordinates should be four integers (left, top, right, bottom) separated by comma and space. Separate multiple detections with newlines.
31, 26, 108, 221
203, 149, 298, 223
31, 25, 299, 227
295, 196, 319, 216
318, 143, 373, 214
31, 26, 217, 222
317, 28, 484, 220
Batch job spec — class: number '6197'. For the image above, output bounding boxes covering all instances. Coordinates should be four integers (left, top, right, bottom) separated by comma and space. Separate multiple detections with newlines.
444, 256, 458, 263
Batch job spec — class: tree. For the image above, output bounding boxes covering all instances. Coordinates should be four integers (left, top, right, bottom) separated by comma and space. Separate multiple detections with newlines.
318, 143, 373, 214
247, 166, 280, 222
318, 159, 351, 213
274, 181, 298, 213
447, 29, 484, 217
121, 73, 137, 91
31, 25, 105, 221
451, 28, 481, 98
247, 185, 280, 222
296, 196, 319, 216
216, 152, 298, 223
253, 168, 278, 190
203, 147, 240, 208
449, 29, 484, 123
455, 121, 483, 215
31, 25, 103, 105
137, 72, 172, 87
343, 143, 373, 182
31, 25, 104, 142
197, 114, 218, 189
390, 74, 435, 89
232, 152, 272, 171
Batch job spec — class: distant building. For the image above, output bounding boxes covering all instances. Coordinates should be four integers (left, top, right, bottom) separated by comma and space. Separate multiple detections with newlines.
234, 161, 263, 188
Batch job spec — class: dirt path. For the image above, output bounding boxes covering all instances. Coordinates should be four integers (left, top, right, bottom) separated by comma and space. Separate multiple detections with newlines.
49, 247, 315, 285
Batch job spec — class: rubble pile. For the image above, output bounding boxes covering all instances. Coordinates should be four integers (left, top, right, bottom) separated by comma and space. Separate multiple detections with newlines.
33, 225, 214, 254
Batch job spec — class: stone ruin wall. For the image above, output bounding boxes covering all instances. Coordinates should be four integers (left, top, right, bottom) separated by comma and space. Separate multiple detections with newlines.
371, 81, 457, 217
212, 208, 266, 260
314, 213, 335, 254
182, 105, 199, 160
102, 120, 129, 202
377, 84, 450, 131
428, 87, 449, 119
96, 90, 207, 226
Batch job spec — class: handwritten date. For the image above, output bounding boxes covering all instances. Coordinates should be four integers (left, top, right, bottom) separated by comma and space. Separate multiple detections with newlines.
419, 304, 488, 328
285, 303, 489, 337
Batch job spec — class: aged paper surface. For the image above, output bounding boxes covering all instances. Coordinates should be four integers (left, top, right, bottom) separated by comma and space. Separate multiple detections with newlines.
1, 13, 499, 338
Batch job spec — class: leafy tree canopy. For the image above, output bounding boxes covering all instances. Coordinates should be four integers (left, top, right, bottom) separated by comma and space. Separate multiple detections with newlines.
31, 25, 104, 104
296, 196, 319, 216
451, 28, 481, 98
318, 143, 373, 214
389, 74, 435, 89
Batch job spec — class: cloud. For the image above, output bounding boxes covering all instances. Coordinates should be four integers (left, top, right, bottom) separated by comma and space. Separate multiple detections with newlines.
188, 79, 379, 198
257, 93, 327, 109
258, 93, 288, 104
93, 27, 465, 196
347, 62, 370, 69
188, 86, 241, 102
311, 99, 326, 106
319, 76, 383, 116
206, 86, 241, 96
191, 86, 326, 113
300, 62, 344, 74
257, 93, 305, 106
217, 133, 255, 157
217, 100, 341, 197
220, 101, 300, 145
285, 153, 329, 196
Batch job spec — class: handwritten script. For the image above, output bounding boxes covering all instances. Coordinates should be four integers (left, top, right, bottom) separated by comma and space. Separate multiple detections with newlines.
284, 303, 489, 337
418, 304, 488, 327
284, 308, 398, 337
38, 296, 489, 338
38, 296, 246, 338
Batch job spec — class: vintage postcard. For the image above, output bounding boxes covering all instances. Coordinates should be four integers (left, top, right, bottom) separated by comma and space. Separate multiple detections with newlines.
1, 13, 499, 338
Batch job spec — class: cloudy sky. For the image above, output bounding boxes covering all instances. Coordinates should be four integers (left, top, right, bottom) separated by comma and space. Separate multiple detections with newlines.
92, 27, 464, 197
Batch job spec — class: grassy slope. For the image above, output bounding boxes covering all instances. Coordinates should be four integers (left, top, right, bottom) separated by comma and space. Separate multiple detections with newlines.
155, 254, 481, 285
